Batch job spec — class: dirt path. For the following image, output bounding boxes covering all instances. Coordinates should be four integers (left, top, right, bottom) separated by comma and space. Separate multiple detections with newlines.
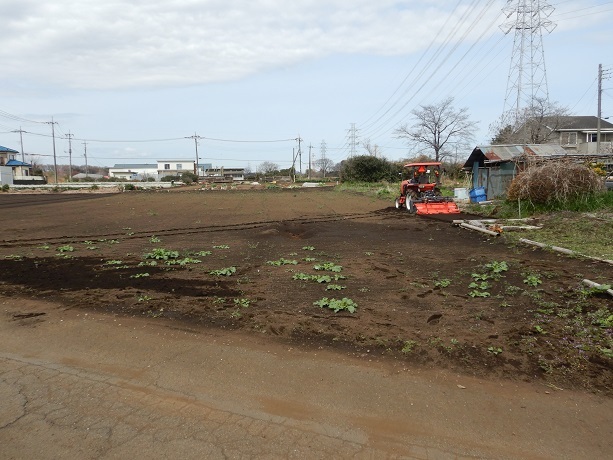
1, 298, 611, 459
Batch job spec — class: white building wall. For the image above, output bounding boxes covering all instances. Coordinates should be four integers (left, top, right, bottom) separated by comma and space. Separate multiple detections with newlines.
0, 166, 13, 185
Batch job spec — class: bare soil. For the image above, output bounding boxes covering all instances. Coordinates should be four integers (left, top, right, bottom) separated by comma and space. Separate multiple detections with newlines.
0, 188, 611, 395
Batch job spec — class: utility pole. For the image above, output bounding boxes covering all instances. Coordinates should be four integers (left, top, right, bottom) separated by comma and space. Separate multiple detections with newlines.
83, 141, 89, 176
297, 137, 302, 176
45, 118, 59, 183
186, 133, 202, 179
66, 131, 74, 181
11, 127, 26, 163
597, 64, 612, 154
598, 64, 602, 155
308, 144, 312, 180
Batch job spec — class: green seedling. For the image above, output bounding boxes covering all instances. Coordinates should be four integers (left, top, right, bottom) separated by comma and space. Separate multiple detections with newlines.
57, 245, 74, 253
144, 248, 179, 260
104, 260, 124, 265
150, 236, 161, 243
233, 298, 251, 308
266, 258, 298, 266
209, 266, 236, 276
313, 297, 357, 313
213, 245, 230, 249
523, 274, 542, 287
401, 340, 417, 354
314, 262, 342, 272
487, 346, 503, 355
434, 278, 451, 288
325, 284, 346, 291
302, 246, 315, 251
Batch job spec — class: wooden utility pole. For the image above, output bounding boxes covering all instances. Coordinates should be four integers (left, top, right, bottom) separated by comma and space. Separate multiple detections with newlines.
308, 144, 312, 179
597, 64, 602, 155
46, 118, 59, 183
83, 141, 89, 176
11, 127, 26, 163
186, 133, 202, 178
66, 131, 74, 181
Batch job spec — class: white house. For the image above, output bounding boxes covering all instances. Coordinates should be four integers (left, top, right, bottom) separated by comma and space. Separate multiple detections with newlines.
109, 160, 216, 181
109, 164, 158, 180
156, 160, 213, 177
204, 167, 245, 181
0, 145, 46, 185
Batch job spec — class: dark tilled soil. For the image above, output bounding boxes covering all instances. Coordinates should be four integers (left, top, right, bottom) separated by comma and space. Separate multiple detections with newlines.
1, 189, 611, 394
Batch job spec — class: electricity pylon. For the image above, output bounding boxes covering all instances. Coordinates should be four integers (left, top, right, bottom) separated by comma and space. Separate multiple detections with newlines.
501, 0, 556, 124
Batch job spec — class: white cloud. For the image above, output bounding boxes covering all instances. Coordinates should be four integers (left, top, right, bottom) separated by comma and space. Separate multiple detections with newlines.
0, 0, 499, 89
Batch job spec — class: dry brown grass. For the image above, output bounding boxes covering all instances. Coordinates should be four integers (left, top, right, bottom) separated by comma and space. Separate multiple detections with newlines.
507, 161, 605, 204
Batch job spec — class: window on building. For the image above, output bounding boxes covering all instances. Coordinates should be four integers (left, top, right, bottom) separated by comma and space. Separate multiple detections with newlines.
561, 132, 577, 145
164, 164, 170, 170
587, 133, 597, 142
176, 164, 183, 170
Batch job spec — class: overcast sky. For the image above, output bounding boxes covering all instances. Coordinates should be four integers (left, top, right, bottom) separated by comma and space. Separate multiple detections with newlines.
0, 0, 611, 171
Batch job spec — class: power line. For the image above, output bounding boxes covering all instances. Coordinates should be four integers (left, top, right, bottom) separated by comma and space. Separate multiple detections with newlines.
0, 109, 44, 125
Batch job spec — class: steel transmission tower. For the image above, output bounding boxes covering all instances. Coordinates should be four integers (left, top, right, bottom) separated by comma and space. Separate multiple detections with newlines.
346, 123, 359, 157
501, 0, 556, 123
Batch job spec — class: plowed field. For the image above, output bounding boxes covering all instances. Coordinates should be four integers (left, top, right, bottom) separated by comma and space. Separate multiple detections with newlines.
1, 188, 611, 394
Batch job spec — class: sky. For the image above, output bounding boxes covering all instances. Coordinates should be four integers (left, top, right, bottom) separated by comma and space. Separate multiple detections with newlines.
0, 0, 611, 172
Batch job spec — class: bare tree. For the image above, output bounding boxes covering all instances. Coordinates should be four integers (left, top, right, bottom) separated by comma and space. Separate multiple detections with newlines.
490, 97, 570, 144
314, 157, 335, 177
362, 139, 381, 157
257, 161, 279, 174
394, 97, 478, 162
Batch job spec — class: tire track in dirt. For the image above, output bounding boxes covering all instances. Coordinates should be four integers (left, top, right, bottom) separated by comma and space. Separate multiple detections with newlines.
0, 209, 409, 249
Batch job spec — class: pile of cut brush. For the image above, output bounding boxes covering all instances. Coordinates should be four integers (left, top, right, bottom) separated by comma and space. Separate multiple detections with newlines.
507, 161, 604, 204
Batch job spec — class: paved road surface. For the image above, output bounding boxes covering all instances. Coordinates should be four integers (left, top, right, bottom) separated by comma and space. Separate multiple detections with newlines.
1, 297, 611, 459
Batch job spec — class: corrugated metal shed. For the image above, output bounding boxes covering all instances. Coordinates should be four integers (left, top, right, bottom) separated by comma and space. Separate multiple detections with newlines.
464, 144, 569, 169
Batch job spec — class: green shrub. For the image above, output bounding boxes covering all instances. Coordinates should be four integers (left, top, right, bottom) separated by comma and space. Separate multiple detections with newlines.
339, 155, 403, 183
161, 175, 181, 182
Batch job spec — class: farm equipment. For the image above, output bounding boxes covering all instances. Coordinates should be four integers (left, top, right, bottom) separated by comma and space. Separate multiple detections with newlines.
395, 162, 460, 215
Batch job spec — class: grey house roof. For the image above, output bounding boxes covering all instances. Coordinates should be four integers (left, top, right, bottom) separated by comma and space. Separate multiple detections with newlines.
546, 116, 613, 131
111, 164, 158, 169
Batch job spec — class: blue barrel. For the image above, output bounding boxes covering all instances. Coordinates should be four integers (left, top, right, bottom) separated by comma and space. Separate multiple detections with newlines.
469, 187, 486, 203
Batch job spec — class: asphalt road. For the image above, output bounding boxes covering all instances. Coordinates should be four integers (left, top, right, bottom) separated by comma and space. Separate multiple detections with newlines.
1, 297, 611, 459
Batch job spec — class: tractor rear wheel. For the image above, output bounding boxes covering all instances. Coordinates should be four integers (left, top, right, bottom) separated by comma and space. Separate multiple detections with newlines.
406, 196, 416, 213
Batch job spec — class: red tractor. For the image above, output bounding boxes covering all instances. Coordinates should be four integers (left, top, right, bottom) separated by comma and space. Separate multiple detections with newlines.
395, 162, 460, 215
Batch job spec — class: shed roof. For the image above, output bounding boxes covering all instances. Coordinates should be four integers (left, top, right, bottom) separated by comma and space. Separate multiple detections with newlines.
463, 144, 569, 169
